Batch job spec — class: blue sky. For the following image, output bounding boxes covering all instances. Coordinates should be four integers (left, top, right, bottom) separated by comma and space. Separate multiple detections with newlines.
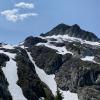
0, 0, 100, 44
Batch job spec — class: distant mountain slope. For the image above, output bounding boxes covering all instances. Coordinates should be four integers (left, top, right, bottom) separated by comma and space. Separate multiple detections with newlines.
0, 23, 100, 100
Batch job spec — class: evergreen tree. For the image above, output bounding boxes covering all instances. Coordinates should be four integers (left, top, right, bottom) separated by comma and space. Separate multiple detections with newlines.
55, 88, 63, 100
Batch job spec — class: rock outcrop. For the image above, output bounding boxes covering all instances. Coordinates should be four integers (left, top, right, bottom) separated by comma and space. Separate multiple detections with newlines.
41, 23, 99, 41
0, 23, 100, 100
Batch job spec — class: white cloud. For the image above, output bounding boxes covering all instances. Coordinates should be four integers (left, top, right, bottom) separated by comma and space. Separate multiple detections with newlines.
15, 2, 34, 9
18, 13, 38, 20
0, 2, 38, 22
1, 9, 19, 22
1, 9, 38, 22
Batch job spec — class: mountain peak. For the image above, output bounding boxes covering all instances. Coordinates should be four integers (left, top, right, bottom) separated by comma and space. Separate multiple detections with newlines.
40, 23, 99, 42
71, 24, 80, 31
40, 23, 70, 36
53, 23, 70, 30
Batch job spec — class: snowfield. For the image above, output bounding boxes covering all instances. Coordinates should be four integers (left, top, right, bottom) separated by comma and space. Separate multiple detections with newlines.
0, 44, 14, 49
60, 90, 78, 100
81, 56, 100, 65
0, 50, 26, 100
27, 52, 57, 96
81, 56, 95, 62
36, 42, 73, 55
27, 51, 78, 100
39, 35, 100, 46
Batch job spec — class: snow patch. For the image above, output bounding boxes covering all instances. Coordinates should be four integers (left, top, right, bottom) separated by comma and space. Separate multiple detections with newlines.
81, 56, 100, 65
27, 51, 78, 100
81, 56, 94, 62
39, 97, 45, 100
0, 50, 26, 100
40, 35, 100, 46
36, 42, 73, 55
0, 50, 16, 58
27, 52, 57, 96
60, 90, 78, 100
0, 44, 14, 49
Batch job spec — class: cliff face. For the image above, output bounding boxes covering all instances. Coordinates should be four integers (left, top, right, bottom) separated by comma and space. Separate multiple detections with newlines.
0, 24, 100, 100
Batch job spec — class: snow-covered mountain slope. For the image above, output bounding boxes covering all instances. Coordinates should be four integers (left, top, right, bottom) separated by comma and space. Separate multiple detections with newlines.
36, 42, 73, 55
0, 45, 55, 100
27, 52, 78, 100
0, 23, 100, 100
39, 34, 100, 46
0, 50, 27, 100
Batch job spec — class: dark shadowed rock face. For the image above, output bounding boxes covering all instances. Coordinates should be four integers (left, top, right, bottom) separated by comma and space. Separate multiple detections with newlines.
64, 41, 96, 57
0, 47, 54, 100
78, 86, 100, 100
27, 46, 64, 74
15, 47, 54, 100
0, 53, 9, 67
0, 48, 18, 54
0, 53, 12, 100
24, 36, 47, 47
41, 23, 70, 36
41, 23, 99, 41
55, 57, 100, 92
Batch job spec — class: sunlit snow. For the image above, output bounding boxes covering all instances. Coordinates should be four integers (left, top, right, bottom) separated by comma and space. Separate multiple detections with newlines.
81, 56, 94, 62
36, 42, 73, 55
0, 44, 14, 49
27, 52, 57, 96
40, 35, 100, 46
0, 50, 26, 100
27, 51, 78, 100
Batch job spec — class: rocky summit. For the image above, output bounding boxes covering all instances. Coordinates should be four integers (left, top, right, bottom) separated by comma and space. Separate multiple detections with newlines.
41, 23, 99, 42
0, 23, 100, 100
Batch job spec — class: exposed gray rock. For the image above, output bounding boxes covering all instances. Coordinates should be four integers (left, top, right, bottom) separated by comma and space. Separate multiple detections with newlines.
40, 23, 70, 36
0, 53, 12, 100
15, 47, 54, 100
55, 57, 100, 92
41, 23, 99, 41
78, 86, 100, 100
0, 53, 10, 67
24, 36, 47, 47
27, 46, 64, 74
0, 23, 100, 100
